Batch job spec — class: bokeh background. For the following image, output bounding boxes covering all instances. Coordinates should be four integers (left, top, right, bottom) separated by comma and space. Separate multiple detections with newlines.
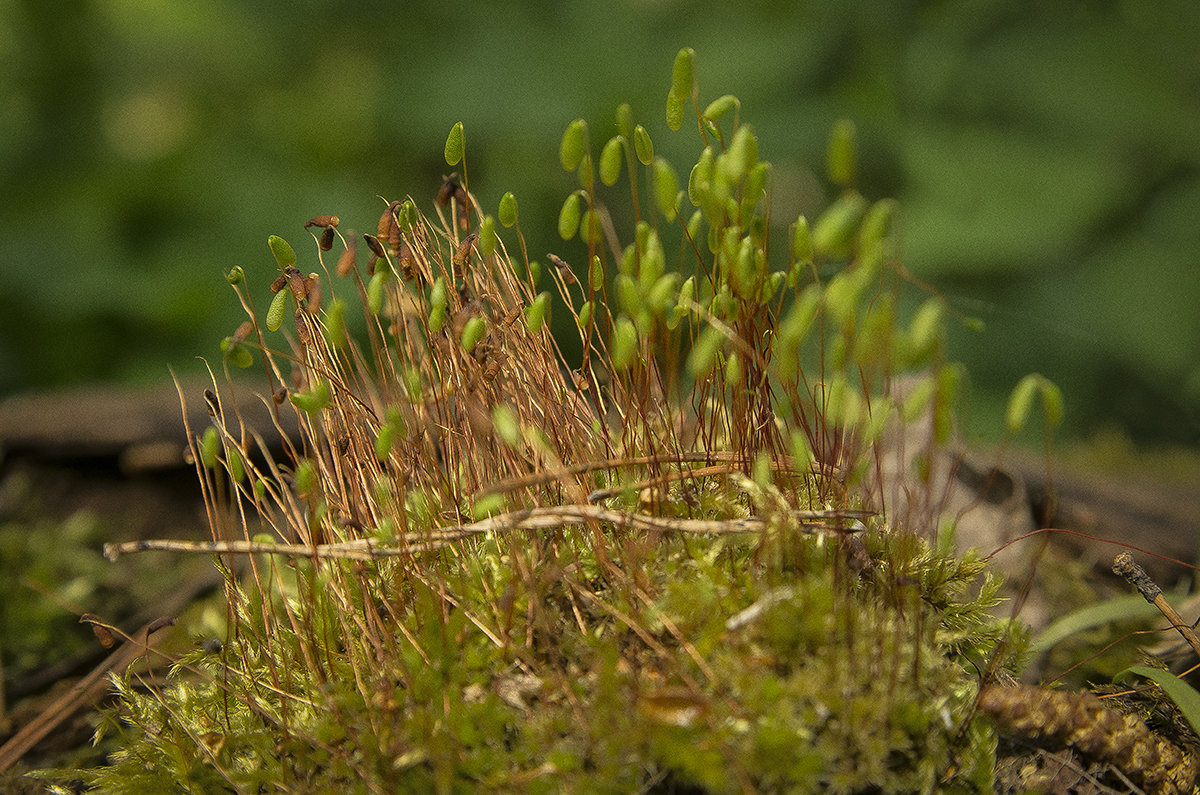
3, 0, 1198, 447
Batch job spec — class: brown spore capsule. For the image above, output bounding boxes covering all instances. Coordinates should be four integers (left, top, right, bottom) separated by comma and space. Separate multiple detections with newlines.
204, 389, 220, 417
363, 233, 387, 259
304, 215, 340, 229
335, 234, 358, 276
548, 253, 578, 284
318, 225, 335, 251
453, 231, 479, 278
436, 173, 460, 207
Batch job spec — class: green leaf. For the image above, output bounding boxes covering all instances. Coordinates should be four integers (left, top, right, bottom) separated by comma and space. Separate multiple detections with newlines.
498, 192, 518, 227
599, 136, 624, 186
558, 192, 581, 240
560, 118, 587, 171
1114, 665, 1200, 737
1032, 590, 1188, 655
268, 235, 296, 269
444, 122, 464, 166
633, 125, 654, 166
266, 288, 288, 332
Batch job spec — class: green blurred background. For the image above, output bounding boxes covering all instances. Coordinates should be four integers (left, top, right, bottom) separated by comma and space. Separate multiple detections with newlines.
2, 0, 1198, 446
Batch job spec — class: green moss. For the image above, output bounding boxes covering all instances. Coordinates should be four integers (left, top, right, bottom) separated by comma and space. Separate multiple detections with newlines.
53, 47, 1049, 793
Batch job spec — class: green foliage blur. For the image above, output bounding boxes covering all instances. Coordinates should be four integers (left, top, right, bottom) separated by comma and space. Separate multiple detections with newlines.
2, 0, 1198, 444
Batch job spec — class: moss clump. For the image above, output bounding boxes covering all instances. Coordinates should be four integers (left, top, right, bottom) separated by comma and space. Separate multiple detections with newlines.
57, 48, 1035, 793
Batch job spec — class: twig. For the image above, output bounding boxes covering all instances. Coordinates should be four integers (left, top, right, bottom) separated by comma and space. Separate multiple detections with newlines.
1112, 550, 1200, 661
0, 616, 175, 771
104, 504, 868, 562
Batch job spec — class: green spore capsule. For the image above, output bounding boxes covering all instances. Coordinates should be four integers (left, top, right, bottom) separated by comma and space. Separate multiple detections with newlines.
633, 125, 654, 165
219, 337, 254, 368
610, 316, 639, 371
525, 291, 551, 334
498, 192, 518, 227
444, 122, 464, 166
375, 423, 394, 462
599, 136, 624, 186
653, 157, 679, 221
827, 118, 858, 188
227, 445, 245, 483
199, 427, 220, 469
558, 193, 581, 240
268, 235, 296, 269
560, 118, 587, 171
670, 47, 694, 99
367, 270, 388, 315
290, 379, 331, 414
479, 214, 497, 258
266, 288, 288, 332
324, 299, 346, 348
460, 316, 486, 353
428, 277, 447, 334
703, 94, 738, 122
491, 404, 522, 447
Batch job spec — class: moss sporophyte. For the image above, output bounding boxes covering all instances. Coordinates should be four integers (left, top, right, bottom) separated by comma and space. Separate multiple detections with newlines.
58, 47, 1199, 794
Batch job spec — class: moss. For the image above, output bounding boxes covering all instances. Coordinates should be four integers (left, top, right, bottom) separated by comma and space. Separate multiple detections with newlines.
44, 47, 1072, 793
